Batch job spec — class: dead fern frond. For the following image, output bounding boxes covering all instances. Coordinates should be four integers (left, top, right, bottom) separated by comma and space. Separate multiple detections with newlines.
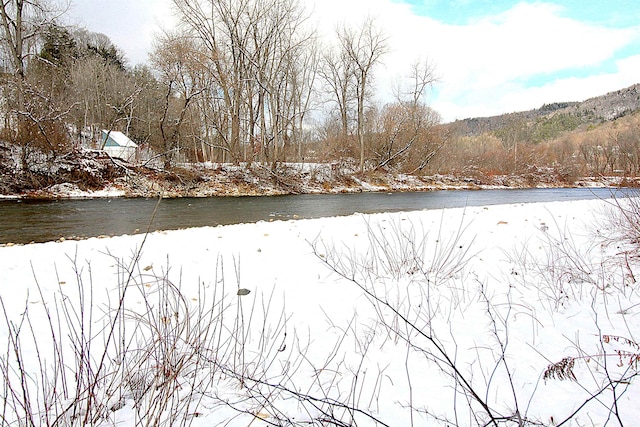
543, 357, 577, 382
603, 334, 640, 351
614, 350, 640, 369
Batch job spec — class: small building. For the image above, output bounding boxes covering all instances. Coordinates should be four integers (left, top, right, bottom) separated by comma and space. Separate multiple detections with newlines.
101, 130, 138, 162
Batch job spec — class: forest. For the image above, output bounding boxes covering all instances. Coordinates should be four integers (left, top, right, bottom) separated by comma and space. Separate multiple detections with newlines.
1, 0, 639, 196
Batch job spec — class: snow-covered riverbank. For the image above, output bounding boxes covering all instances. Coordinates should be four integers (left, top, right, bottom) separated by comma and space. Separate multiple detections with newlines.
1, 197, 639, 425
4, 153, 636, 200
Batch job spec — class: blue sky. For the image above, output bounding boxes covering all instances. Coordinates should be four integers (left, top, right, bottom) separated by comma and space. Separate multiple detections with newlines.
398, 0, 640, 95
401, 0, 640, 27
71, 0, 640, 122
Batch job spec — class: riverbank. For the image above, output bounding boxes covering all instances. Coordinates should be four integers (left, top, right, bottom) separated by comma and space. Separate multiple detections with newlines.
4, 155, 638, 200
1, 197, 639, 425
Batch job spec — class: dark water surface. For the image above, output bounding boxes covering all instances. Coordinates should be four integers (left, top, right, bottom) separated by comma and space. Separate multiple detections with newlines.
0, 188, 630, 244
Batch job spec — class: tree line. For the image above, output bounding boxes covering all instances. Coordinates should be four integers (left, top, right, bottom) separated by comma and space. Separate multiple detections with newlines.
0, 0, 442, 174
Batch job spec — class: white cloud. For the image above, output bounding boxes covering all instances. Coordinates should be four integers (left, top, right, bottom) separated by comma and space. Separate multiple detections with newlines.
415, 3, 639, 120
70, 0, 640, 122
304, 1, 640, 120
498, 53, 640, 112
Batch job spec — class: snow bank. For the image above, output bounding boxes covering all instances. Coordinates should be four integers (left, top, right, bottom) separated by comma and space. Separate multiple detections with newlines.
0, 198, 638, 426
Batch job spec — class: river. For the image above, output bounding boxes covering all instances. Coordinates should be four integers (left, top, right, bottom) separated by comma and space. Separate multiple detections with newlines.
0, 188, 631, 244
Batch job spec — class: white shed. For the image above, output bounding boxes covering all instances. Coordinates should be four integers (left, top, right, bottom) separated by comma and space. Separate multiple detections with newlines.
101, 130, 138, 162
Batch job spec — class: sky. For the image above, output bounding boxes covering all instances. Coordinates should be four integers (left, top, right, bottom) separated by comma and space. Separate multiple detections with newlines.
68, 0, 640, 122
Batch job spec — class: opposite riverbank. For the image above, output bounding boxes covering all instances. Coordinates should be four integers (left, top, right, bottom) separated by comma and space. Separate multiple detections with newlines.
2, 151, 638, 200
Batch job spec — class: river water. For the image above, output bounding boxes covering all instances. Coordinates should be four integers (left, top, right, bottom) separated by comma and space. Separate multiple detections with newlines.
0, 188, 631, 244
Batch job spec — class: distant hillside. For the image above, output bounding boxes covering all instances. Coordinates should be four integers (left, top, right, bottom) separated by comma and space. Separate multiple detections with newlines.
448, 83, 640, 138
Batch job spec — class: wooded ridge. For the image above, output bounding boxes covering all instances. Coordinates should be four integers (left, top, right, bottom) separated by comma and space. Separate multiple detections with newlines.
448, 83, 640, 137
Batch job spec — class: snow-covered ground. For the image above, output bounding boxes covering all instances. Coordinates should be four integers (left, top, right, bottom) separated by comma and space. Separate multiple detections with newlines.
1, 197, 639, 426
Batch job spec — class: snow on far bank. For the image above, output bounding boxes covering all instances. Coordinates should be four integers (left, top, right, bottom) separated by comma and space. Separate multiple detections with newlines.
1, 197, 639, 425
44, 183, 127, 198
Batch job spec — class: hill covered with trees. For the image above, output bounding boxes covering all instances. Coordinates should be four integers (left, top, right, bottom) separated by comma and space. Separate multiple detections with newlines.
439, 84, 640, 184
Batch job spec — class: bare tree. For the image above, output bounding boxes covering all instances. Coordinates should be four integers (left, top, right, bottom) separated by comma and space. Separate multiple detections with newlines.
70, 55, 141, 149
171, 0, 315, 167
172, 0, 246, 163
150, 31, 210, 168
318, 46, 354, 146
0, 0, 70, 167
245, 0, 313, 166
0, 0, 48, 97
372, 58, 442, 173
398, 58, 437, 109
337, 16, 388, 173
288, 42, 318, 162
